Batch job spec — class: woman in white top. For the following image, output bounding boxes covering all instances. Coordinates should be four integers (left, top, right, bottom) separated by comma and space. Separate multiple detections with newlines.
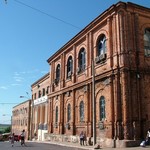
147, 128, 150, 145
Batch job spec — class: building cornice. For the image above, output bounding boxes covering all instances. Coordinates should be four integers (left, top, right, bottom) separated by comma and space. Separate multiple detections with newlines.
47, 1, 150, 64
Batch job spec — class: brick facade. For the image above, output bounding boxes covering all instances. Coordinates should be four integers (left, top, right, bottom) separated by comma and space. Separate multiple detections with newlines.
45, 2, 150, 147
27, 1, 150, 148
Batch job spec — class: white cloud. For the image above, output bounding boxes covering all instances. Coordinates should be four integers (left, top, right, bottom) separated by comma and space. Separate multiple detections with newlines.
13, 76, 24, 82
0, 86, 8, 90
11, 83, 21, 86
14, 72, 20, 76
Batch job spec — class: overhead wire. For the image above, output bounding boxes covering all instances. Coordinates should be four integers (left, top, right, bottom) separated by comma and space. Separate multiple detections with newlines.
0, 103, 19, 105
13, 0, 81, 30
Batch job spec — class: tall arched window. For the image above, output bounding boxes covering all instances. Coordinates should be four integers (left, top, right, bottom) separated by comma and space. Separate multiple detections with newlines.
67, 56, 73, 78
144, 28, 150, 56
98, 34, 107, 55
78, 48, 86, 73
56, 64, 60, 82
38, 90, 41, 98
99, 96, 106, 121
80, 101, 84, 122
95, 34, 107, 63
67, 104, 71, 122
55, 106, 58, 123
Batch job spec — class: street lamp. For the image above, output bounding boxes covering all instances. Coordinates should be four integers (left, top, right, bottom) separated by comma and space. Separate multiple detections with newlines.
2, 114, 11, 116
20, 92, 33, 140
20, 92, 30, 99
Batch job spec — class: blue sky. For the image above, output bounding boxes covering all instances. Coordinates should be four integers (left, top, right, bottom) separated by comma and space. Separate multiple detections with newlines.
0, 0, 149, 124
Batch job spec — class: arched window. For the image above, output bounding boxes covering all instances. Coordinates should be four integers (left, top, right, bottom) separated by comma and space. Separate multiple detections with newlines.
78, 48, 86, 73
79, 101, 84, 122
95, 34, 107, 63
144, 28, 150, 56
98, 34, 107, 55
67, 56, 73, 78
99, 96, 106, 121
55, 106, 58, 123
56, 64, 60, 82
42, 88, 45, 96
38, 90, 41, 98
67, 104, 71, 122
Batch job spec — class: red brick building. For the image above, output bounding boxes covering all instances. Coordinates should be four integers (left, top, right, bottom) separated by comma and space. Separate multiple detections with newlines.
31, 1, 150, 147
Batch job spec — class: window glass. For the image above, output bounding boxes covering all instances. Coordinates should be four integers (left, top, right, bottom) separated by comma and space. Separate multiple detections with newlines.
80, 101, 84, 122
56, 64, 60, 81
34, 93, 36, 99
98, 34, 107, 56
67, 104, 71, 122
67, 56, 73, 78
99, 96, 106, 121
55, 106, 58, 123
78, 48, 86, 72
144, 28, 150, 56
38, 90, 41, 98
43, 88, 45, 96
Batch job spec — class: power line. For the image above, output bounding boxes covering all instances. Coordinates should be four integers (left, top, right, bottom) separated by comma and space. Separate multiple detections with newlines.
0, 103, 19, 105
13, 0, 81, 30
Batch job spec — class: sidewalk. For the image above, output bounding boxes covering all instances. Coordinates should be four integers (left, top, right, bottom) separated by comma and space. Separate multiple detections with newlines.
32, 140, 150, 150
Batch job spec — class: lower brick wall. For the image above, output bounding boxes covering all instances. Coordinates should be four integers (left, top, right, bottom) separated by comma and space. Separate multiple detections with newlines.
44, 133, 141, 148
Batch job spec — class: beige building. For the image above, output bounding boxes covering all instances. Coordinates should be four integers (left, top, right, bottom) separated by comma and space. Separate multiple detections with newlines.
31, 73, 50, 141
12, 100, 31, 140
29, 1, 150, 148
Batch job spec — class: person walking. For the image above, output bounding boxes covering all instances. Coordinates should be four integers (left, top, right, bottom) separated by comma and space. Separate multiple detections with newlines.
11, 133, 15, 147
83, 131, 87, 146
79, 131, 84, 146
147, 128, 150, 145
20, 130, 26, 146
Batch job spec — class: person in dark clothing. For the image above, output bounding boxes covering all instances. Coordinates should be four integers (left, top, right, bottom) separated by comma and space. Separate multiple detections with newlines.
11, 133, 15, 147
20, 130, 26, 146
79, 131, 84, 145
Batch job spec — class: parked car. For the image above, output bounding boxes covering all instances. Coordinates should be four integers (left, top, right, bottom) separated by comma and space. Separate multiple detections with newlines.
0, 133, 11, 141
0, 134, 4, 141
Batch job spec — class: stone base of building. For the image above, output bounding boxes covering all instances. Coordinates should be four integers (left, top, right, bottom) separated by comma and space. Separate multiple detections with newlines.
44, 133, 141, 148
94, 138, 141, 148
44, 133, 80, 143
114, 139, 141, 148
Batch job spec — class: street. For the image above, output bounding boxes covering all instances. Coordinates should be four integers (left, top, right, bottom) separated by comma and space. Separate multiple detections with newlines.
1, 140, 150, 150
0, 141, 84, 150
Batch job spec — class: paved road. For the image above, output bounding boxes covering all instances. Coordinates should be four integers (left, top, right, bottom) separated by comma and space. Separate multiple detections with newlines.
1, 140, 150, 150
0, 141, 84, 150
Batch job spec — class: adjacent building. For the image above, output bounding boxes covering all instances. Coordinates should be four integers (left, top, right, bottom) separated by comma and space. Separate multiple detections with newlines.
12, 100, 31, 140
31, 73, 50, 141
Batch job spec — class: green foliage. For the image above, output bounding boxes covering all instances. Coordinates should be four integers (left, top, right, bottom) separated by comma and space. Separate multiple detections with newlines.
0, 124, 11, 134
4, 126, 11, 133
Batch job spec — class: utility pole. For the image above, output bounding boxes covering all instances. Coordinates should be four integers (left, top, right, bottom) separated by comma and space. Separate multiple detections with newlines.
92, 59, 96, 145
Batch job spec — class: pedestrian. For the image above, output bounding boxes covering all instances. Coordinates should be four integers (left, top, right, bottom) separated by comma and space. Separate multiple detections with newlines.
140, 140, 146, 147
11, 133, 15, 147
147, 128, 150, 145
84, 131, 87, 146
20, 129, 26, 146
79, 131, 84, 146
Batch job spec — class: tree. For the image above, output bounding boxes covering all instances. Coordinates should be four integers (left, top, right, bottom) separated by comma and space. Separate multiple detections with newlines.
4, 126, 11, 133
